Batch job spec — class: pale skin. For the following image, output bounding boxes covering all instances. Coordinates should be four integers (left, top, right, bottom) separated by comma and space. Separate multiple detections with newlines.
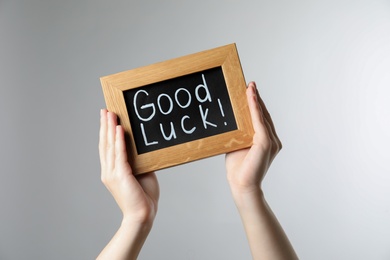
97, 82, 298, 260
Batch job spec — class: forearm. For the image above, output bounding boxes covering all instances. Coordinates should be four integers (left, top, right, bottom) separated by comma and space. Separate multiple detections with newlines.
97, 218, 153, 260
231, 188, 298, 260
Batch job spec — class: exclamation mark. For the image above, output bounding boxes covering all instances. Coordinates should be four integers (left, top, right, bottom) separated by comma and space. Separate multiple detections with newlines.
217, 98, 227, 126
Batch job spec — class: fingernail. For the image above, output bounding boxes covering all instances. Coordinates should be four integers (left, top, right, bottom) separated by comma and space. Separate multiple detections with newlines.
252, 81, 257, 89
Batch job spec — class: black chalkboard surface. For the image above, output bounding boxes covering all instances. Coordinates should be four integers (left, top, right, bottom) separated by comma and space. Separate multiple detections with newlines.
100, 43, 254, 174
124, 67, 237, 154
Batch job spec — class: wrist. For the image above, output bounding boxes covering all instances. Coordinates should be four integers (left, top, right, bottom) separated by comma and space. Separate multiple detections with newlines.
121, 215, 154, 232
230, 186, 265, 210
229, 181, 263, 197
121, 203, 158, 227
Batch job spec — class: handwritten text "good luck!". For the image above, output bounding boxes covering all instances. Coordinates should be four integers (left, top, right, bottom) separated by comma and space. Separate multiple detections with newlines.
125, 67, 237, 154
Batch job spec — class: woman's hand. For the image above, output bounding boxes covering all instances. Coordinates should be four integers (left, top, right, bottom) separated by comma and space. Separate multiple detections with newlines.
98, 109, 159, 260
225, 82, 297, 259
99, 109, 159, 224
226, 81, 282, 194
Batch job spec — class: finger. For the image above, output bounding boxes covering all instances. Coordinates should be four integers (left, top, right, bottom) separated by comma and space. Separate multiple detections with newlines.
115, 125, 129, 166
107, 111, 118, 170
256, 92, 278, 149
261, 110, 281, 159
246, 82, 270, 144
99, 109, 108, 166
255, 88, 282, 150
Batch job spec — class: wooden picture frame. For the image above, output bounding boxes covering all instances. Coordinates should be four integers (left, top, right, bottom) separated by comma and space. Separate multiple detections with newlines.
100, 43, 254, 174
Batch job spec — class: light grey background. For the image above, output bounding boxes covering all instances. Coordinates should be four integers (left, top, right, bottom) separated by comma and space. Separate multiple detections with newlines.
1, 0, 390, 259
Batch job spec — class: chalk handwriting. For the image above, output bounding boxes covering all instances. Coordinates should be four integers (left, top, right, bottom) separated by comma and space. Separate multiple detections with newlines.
124, 67, 237, 154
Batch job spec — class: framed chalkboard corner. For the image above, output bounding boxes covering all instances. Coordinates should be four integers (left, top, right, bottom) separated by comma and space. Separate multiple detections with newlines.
101, 43, 253, 174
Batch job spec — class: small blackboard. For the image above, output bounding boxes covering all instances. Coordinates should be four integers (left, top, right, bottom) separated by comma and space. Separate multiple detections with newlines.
123, 67, 237, 154
100, 44, 254, 174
